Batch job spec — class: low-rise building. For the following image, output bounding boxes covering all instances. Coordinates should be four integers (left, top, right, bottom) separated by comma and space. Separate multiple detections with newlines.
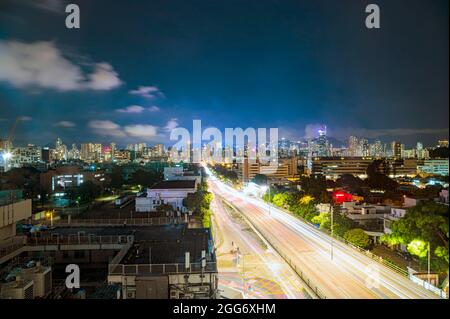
418, 159, 449, 176
39, 166, 107, 195
135, 180, 197, 213
0, 190, 32, 241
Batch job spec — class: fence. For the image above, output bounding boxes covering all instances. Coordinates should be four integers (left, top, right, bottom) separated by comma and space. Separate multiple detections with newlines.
109, 262, 218, 276
26, 235, 133, 246
33, 216, 185, 227
270, 202, 409, 277
409, 274, 448, 299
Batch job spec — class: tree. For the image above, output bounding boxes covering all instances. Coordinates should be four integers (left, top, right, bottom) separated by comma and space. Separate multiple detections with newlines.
311, 212, 330, 229
66, 181, 101, 203
299, 175, 327, 198
272, 193, 290, 208
109, 165, 124, 189
344, 228, 371, 249
129, 169, 163, 187
381, 201, 449, 273
251, 174, 268, 186
336, 174, 366, 195
156, 203, 174, 215
366, 160, 398, 191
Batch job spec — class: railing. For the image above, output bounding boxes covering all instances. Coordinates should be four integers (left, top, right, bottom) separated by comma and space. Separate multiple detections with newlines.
0, 243, 26, 259
268, 202, 410, 277
26, 235, 133, 246
109, 262, 218, 276
409, 274, 448, 299
34, 217, 185, 227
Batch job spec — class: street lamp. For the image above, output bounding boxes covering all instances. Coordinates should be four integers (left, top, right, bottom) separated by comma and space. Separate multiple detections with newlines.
329, 202, 334, 261
45, 210, 54, 227
2, 152, 12, 172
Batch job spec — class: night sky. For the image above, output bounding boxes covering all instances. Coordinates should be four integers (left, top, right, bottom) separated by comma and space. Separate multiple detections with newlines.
0, 0, 448, 148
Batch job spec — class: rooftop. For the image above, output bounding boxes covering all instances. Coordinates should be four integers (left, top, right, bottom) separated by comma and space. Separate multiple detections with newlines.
150, 180, 196, 190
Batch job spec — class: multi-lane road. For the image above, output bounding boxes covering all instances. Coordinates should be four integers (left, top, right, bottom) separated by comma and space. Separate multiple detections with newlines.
211, 193, 309, 299
206, 167, 440, 299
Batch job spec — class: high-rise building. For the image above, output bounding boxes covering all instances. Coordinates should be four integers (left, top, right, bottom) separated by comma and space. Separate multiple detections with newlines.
316, 126, 329, 157
55, 138, 67, 161
68, 144, 80, 160
391, 141, 402, 159
348, 136, 359, 157
81, 143, 102, 162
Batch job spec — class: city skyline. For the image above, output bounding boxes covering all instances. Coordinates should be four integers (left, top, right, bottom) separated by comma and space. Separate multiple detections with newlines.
0, 0, 449, 147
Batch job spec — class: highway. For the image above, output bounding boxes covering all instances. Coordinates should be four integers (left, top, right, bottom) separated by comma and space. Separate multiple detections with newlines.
206, 167, 440, 299
211, 193, 309, 299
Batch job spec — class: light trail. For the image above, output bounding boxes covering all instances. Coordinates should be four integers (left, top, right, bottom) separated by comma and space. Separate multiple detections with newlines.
204, 165, 440, 299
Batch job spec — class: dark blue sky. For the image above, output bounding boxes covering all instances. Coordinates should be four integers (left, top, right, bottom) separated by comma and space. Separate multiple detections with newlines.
0, 0, 448, 148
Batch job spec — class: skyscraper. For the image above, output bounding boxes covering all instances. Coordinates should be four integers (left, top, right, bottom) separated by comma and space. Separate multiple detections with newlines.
391, 141, 402, 159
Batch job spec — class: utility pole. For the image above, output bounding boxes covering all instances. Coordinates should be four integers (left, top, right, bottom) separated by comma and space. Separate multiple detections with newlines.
330, 202, 334, 261
428, 242, 431, 284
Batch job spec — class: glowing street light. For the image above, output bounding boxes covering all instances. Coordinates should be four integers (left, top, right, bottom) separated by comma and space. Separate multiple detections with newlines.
45, 210, 55, 227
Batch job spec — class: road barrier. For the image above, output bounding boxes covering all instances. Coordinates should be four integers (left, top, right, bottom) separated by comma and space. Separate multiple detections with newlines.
220, 197, 327, 299
268, 202, 409, 277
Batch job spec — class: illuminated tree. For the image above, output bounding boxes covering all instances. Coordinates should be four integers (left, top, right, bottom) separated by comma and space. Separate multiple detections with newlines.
344, 228, 371, 249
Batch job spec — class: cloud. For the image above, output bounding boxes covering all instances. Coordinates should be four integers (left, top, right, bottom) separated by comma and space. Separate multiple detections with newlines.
117, 105, 146, 113
331, 127, 449, 140
164, 118, 179, 132
87, 62, 122, 90
124, 125, 158, 138
0, 40, 122, 91
88, 120, 126, 137
31, 0, 65, 13
88, 120, 159, 139
129, 86, 164, 99
304, 123, 326, 139
55, 120, 75, 128
18, 116, 32, 121
147, 106, 160, 112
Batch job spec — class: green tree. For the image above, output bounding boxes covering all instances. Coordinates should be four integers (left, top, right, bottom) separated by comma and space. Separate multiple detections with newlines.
381, 201, 449, 273
344, 228, 371, 249
311, 212, 331, 229
272, 193, 290, 208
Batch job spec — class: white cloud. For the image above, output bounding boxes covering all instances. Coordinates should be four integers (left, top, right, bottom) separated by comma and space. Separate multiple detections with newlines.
129, 86, 163, 99
124, 125, 158, 138
164, 118, 179, 132
116, 105, 160, 113
87, 62, 122, 90
55, 120, 75, 128
147, 106, 160, 112
88, 120, 126, 137
0, 40, 122, 91
117, 105, 146, 113
88, 120, 159, 139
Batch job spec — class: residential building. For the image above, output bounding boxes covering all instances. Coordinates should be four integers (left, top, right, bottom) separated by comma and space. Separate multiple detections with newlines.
417, 159, 449, 176
135, 180, 197, 213
0, 190, 32, 241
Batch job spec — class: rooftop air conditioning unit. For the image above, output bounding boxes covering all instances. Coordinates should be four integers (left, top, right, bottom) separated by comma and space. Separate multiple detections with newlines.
21, 262, 52, 298
0, 276, 34, 299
